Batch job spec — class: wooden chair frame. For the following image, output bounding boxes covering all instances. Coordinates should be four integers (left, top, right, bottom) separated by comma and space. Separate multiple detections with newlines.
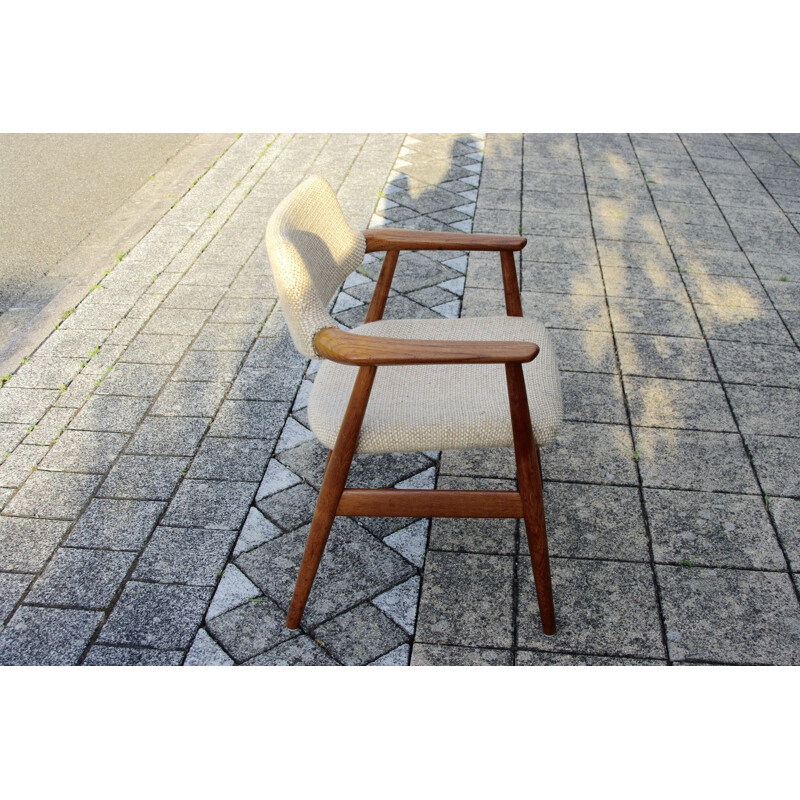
285, 228, 556, 635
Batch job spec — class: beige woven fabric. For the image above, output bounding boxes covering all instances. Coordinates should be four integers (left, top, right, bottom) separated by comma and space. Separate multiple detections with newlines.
265, 176, 366, 358
308, 317, 563, 454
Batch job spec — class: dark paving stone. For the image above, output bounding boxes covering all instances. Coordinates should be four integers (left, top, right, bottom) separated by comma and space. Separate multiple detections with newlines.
770, 498, 800, 572
206, 596, 296, 663
746, 435, 800, 497
314, 603, 408, 666
672, 246, 756, 279
83, 645, 183, 665
248, 333, 309, 369
26, 547, 135, 609
98, 455, 189, 500
0, 517, 70, 572
151, 381, 229, 418
439, 447, 517, 480
549, 329, 618, 374
520, 261, 604, 296
0, 571, 34, 624
517, 558, 666, 659
645, 489, 784, 569
236, 517, 415, 628
125, 416, 209, 456
657, 566, 800, 664
66, 498, 165, 550
726, 385, 800, 437
616, 333, 717, 381
244, 634, 338, 665
415, 550, 514, 650
709, 340, 800, 388
694, 303, 794, 346
634, 427, 759, 493
0, 606, 103, 665
69, 395, 151, 433
515, 650, 664, 665
40, 430, 128, 474
133, 527, 236, 586
229, 367, 306, 402
256, 482, 318, 531
562, 370, 627, 425
98, 581, 212, 650
208, 399, 289, 440
161, 480, 257, 530
188, 438, 270, 483
4, 470, 101, 519
608, 298, 702, 338
521, 291, 611, 332
410, 643, 512, 666
602, 266, 688, 303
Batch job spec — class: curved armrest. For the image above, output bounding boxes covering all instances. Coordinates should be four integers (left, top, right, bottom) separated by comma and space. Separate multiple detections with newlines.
315, 327, 539, 367
363, 228, 527, 253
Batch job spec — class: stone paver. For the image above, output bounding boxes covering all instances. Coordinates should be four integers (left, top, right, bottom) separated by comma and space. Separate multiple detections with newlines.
1, 131, 799, 666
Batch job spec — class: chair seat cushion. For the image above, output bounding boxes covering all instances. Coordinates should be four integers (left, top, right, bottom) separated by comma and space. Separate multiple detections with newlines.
308, 316, 563, 454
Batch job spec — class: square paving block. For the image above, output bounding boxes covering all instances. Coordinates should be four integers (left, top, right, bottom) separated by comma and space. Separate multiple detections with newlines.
657, 566, 800, 664
549, 329, 618, 374
520, 260, 604, 296
694, 303, 794, 346
596, 239, 676, 271
208, 399, 289, 440
256, 482, 319, 531
645, 488, 785, 569
69, 395, 151, 433
98, 581, 213, 650
0, 517, 70, 572
187, 438, 270, 482
672, 246, 755, 279
244, 634, 338, 666
516, 558, 665, 659
634, 427, 758, 493
229, 367, 306, 402
521, 212, 594, 240
66, 498, 166, 550
125, 416, 209, 457
414, 550, 514, 650
235, 517, 415, 628
624, 376, 736, 431
746, 435, 800, 497
602, 266, 688, 303
161, 284, 227, 309
151, 381, 229, 418
133, 526, 236, 586
314, 602, 408, 665
522, 291, 611, 332
439, 447, 517, 480
561, 371, 627, 425
591, 215, 668, 247
40, 430, 128, 474
525, 236, 597, 265
26, 547, 135, 609
708, 340, 800, 389
410, 643, 513, 666
4, 470, 101, 519
0, 606, 103, 665
726, 385, 800, 437
769, 498, 800, 572
98, 455, 189, 500
616, 333, 717, 381
608, 298, 702, 338
162, 479, 257, 530
681, 274, 771, 310
0, 445, 48, 488
8, 357, 84, 390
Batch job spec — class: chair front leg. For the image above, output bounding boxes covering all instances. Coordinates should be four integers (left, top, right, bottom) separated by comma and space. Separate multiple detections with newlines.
285, 364, 377, 628
506, 362, 556, 635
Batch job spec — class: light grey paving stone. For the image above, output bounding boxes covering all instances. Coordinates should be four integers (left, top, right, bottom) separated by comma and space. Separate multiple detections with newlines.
368, 643, 410, 666
133, 527, 236, 586
439, 447, 517, 479
256, 459, 302, 501
520, 260, 604, 296
520, 291, 611, 332
142, 308, 209, 336
770, 498, 800, 572
536, 482, 649, 561
0, 445, 48, 487
184, 628, 234, 666
206, 563, 261, 620
383, 520, 428, 568
602, 266, 689, 303
525, 236, 597, 265
151, 380, 229, 418
125, 416, 209, 456
415, 550, 514, 649
644, 489, 784, 570
193, 323, 261, 352
40, 430, 128, 474
372, 575, 421, 635
256, 482, 319, 531
395, 466, 436, 490
410, 643, 512, 666
0, 571, 34, 624
0, 388, 60, 425
244, 634, 338, 666
608, 298, 702, 338
208, 399, 289, 440
171, 351, 246, 383
634, 427, 759, 493
95, 363, 172, 397
672, 246, 755, 279
236, 517, 415, 628
314, 603, 408, 665
615, 334, 715, 381
98, 581, 212, 650
0, 606, 103, 665
4, 470, 101, 519
66, 498, 165, 550
515, 651, 665, 666
681, 273, 771, 310
162, 479, 256, 530
83, 645, 184, 666
746, 435, 800, 497
248, 332, 309, 369
98, 455, 189, 500
540, 422, 638, 486
162, 284, 227, 309
624, 376, 736, 432
7, 357, 85, 390
726, 385, 800, 437
517, 558, 665, 659
0, 488, 11, 510
694, 303, 794, 346
36, 328, 108, 359
521, 213, 594, 240
26, 547, 135, 609
657, 566, 800, 665
762, 279, 800, 312
22, 407, 77, 447
0, 517, 70, 571
229, 367, 306, 402
70, 395, 151, 433
205, 595, 296, 663
54, 373, 97, 408
233, 507, 282, 556
187, 438, 271, 482
210, 297, 274, 325
561, 371, 628, 425
596, 239, 676, 271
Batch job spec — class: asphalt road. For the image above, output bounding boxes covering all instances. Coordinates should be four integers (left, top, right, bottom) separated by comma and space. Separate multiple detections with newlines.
0, 133, 195, 314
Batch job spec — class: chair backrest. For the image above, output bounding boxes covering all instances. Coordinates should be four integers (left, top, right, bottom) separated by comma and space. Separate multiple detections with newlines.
265, 176, 366, 358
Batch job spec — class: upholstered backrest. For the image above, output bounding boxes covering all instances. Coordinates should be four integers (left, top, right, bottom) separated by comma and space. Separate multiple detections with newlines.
265, 176, 366, 358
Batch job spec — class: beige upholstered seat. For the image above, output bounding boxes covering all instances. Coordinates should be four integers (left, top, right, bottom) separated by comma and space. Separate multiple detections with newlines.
309, 316, 562, 453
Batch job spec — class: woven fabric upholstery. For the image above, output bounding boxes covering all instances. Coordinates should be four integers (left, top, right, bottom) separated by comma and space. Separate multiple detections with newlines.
265, 176, 366, 358
308, 317, 563, 454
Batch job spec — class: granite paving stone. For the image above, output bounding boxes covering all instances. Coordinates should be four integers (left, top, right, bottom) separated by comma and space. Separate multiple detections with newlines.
314, 603, 408, 665
372, 575, 422, 635
515, 651, 664, 666
726, 385, 800, 437
746, 435, 800, 497
0, 388, 60, 425
125, 416, 210, 456
161, 479, 257, 530
187, 438, 271, 482
141, 308, 209, 336
192, 323, 261, 352
40, 430, 128, 474
615, 333, 717, 380
69, 395, 151, 433
151, 381, 230, 418
83, 646, 184, 666
368, 644, 411, 666
0, 445, 48, 487
769, 498, 800, 572
170, 351, 246, 383
66, 498, 166, 550
0, 517, 70, 572
7, 358, 85, 390
694, 302, 794, 346
410, 643, 513, 666
207, 399, 288, 439
0, 571, 34, 625
608, 298, 702, 338
4, 470, 102, 519
244, 635, 338, 666
708, 340, 800, 388
184, 628, 235, 666
94, 363, 172, 397
561, 370, 628, 425
256, 482, 319, 531
98, 455, 190, 500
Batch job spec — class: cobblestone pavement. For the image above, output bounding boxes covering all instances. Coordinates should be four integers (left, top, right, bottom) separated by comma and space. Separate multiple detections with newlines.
1, 133, 799, 666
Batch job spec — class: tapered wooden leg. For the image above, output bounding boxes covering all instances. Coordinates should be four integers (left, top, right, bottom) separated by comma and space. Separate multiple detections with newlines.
286, 365, 376, 628
506, 362, 556, 635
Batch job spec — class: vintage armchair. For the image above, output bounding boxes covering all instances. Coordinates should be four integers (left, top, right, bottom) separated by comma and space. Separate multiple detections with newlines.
265, 176, 563, 634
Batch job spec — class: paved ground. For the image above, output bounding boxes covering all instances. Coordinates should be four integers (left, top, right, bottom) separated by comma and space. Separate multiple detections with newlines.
0, 132, 799, 666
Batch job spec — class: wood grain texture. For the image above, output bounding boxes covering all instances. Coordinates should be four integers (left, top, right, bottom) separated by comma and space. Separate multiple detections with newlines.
364, 249, 398, 323
500, 250, 523, 317
363, 228, 527, 253
338, 489, 524, 518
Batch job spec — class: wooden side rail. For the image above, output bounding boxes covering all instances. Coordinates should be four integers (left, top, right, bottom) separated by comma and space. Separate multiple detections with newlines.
337, 489, 524, 518
363, 228, 526, 253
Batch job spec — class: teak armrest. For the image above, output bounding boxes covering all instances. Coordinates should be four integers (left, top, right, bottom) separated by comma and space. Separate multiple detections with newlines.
315, 327, 539, 367
363, 228, 527, 253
